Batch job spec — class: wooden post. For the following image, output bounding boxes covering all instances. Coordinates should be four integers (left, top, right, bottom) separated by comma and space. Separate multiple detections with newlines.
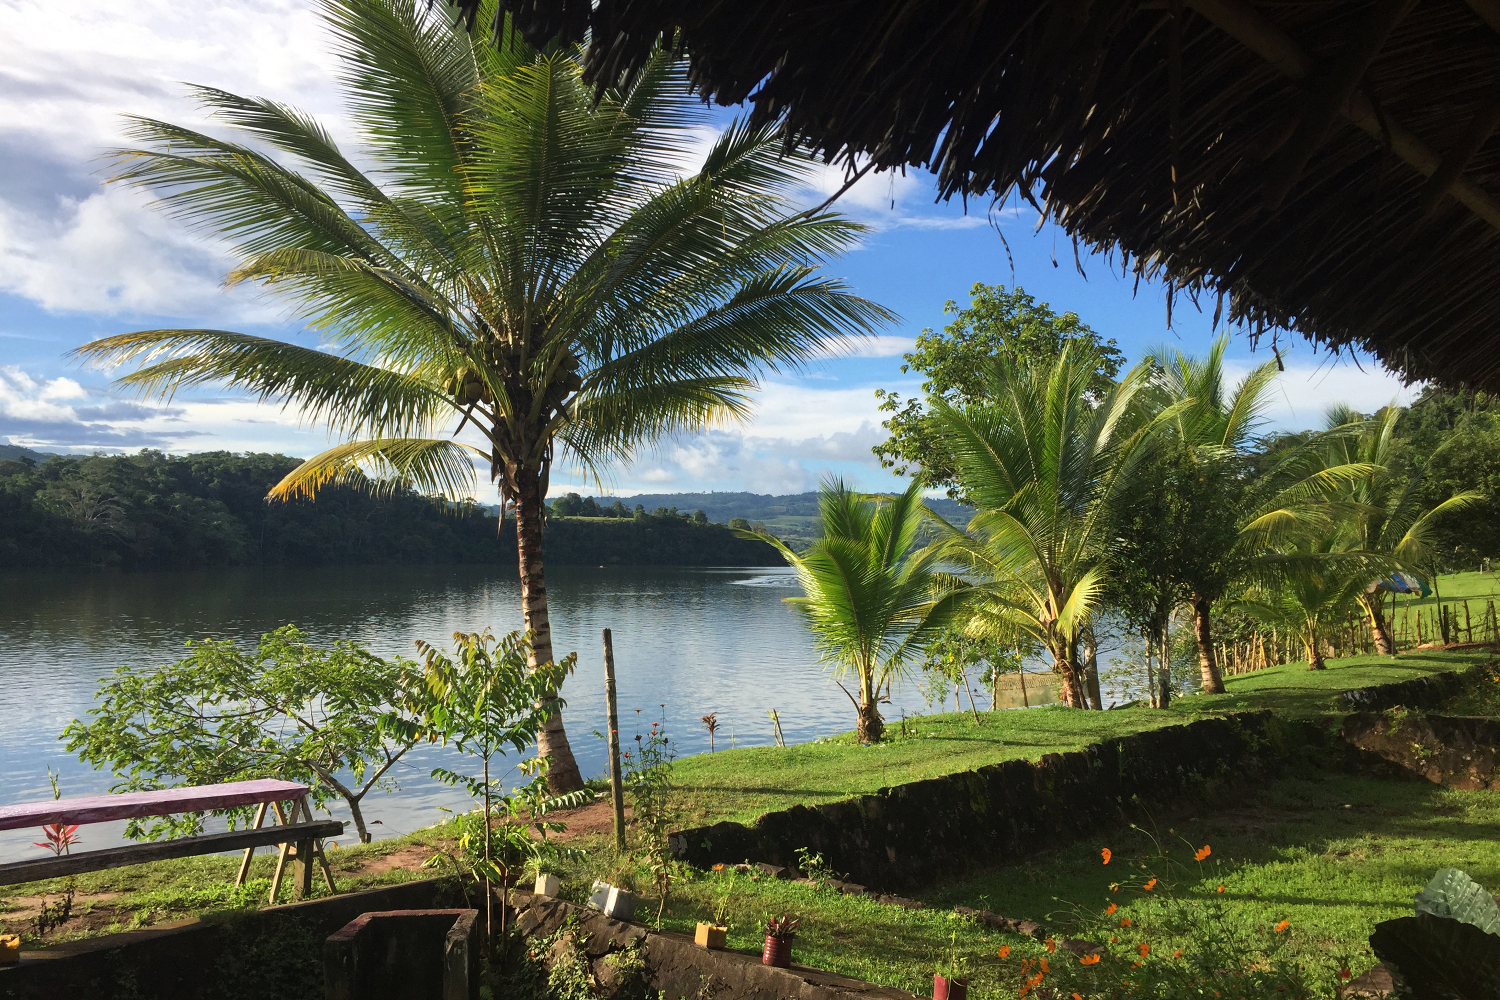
1466, 600, 1474, 642
603, 629, 627, 855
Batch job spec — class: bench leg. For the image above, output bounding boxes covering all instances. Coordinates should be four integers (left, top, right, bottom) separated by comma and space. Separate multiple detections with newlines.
267, 799, 294, 904
234, 802, 270, 888
295, 838, 314, 899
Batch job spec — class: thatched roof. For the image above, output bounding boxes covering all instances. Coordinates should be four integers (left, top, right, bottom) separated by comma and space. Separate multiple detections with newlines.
465, 0, 1500, 390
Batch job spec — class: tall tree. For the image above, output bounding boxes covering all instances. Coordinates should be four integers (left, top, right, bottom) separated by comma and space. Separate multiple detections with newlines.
754, 478, 963, 742
73, 0, 890, 790
1322, 404, 1483, 653
933, 342, 1165, 708
874, 283, 1125, 498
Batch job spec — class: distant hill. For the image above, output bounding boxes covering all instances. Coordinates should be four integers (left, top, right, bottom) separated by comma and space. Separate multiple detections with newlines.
0, 444, 56, 463
554, 490, 973, 552
567, 490, 972, 526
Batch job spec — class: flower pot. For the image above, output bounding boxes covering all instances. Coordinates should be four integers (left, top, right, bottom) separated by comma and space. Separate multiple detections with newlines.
589, 880, 640, 921
533, 873, 561, 897
933, 975, 968, 1000
762, 935, 793, 968
694, 923, 728, 949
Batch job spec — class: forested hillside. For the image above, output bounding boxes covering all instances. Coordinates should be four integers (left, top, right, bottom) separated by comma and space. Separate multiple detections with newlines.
0, 451, 780, 571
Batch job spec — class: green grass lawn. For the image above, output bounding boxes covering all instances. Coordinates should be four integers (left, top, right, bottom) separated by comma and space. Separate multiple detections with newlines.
593, 770, 1498, 999
671, 648, 1494, 828
1392, 569, 1500, 609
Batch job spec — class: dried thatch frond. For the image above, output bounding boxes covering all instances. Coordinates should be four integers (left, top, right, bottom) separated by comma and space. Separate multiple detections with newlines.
456, 0, 1500, 390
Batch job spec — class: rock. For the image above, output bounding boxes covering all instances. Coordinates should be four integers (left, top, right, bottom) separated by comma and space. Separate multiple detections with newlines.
825, 879, 866, 896
754, 862, 790, 880
873, 894, 926, 910
952, 906, 1043, 937
1346, 960, 1396, 998
1060, 938, 1102, 957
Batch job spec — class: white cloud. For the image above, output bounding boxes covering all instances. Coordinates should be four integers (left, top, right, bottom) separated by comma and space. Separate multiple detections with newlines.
0, 0, 341, 321
1223, 352, 1420, 431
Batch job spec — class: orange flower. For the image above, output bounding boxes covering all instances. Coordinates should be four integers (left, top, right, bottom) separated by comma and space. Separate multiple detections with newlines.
1137, 942, 1150, 958
1040, 957, 1050, 974
712, 863, 725, 871
1217, 885, 1226, 893
998, 945, 1010, 959
1274, 919, 1290, 932
1105, 903, 1118, 915
1110, 883, 1120, 893
1143, 878, 1157, 891
1195, 845, 1212, 862
1073, 994, 1083, 1000
1172, 950, 1182, 959
1120, 917, 1133, 927
1079, 953, 1101, 966
1045, 938, 1056, 954
1102, 848, 1113, 865
1110, 936, 1118, 943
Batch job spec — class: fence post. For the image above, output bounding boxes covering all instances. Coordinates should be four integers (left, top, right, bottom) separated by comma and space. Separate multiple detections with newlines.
603, 628, 626, 854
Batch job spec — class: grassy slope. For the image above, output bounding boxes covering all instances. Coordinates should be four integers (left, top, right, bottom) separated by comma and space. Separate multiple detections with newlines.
672, 648, 1494, 828
609, 771, 1500, 998
1391, 568, 1500, 610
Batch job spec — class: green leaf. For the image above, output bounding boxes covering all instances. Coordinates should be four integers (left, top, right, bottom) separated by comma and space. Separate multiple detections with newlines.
1416, 868, 1500, 936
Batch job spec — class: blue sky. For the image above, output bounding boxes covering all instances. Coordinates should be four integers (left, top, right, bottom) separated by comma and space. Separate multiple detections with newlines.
0, 1, 1418, 498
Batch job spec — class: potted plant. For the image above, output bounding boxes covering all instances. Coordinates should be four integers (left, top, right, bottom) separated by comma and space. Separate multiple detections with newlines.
762, 913, 800, 968
528, 855, 561, 897
696, 864, 735, 949
590, 870, 640, 921
934, 931, 969, 1000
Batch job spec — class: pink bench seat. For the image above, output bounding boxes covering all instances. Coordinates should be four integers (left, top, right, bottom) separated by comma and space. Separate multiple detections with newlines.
0, 779, 309, 831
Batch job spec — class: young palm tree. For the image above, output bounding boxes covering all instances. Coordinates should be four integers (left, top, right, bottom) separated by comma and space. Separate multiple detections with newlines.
1146, 336, 1278, 694
1147, 337, 1381, 693
755, 478, 963, 743
1234, 538, 1374, 670
932, 342, 1165, 708
1322, 405, 1483, 653
72, 0, 891, 790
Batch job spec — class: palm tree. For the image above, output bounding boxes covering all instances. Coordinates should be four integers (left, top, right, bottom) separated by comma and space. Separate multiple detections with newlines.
1234, 537, 1374, 670
1146, 336, 1279, 694
1147, 337, 1383, 693
932, 342, 1165, 708
72, 0, 891, 790
1321, 405, 1483, 653
755, 478, 963, 743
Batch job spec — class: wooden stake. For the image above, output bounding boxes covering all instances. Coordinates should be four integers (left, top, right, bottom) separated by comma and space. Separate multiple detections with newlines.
603, 629, 626, 855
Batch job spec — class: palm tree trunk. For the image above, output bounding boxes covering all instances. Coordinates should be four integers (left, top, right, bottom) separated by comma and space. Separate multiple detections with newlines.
1359, 592, 1396, 655
1054, 641, 1087, 708
1191, 593, 1225, 694
856, 698, 885, 742
1304, 633, 1327, 670
512, 465, 585, 794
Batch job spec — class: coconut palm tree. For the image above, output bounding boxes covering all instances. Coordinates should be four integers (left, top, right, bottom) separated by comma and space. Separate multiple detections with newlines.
1233, 537, 1372, 671
72, 0, 891, 790
932, 342, 1166, 708
1321, 404, 1483, 653
754, 478, 964, 742
1147, 337, 1382, 693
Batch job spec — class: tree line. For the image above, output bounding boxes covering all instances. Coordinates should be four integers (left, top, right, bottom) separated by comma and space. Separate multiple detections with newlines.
0, 450, 778, 570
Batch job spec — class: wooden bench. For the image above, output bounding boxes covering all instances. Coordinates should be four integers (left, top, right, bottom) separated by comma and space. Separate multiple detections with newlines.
0, 779, 342, 901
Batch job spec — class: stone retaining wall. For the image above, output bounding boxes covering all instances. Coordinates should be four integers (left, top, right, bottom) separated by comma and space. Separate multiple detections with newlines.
0, 877, 463, 1000
670, 712, 1304, 889
670, 663, 1495, 889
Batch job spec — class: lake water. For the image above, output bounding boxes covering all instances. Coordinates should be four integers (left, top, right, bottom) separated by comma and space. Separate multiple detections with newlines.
0, 564, 986, 862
